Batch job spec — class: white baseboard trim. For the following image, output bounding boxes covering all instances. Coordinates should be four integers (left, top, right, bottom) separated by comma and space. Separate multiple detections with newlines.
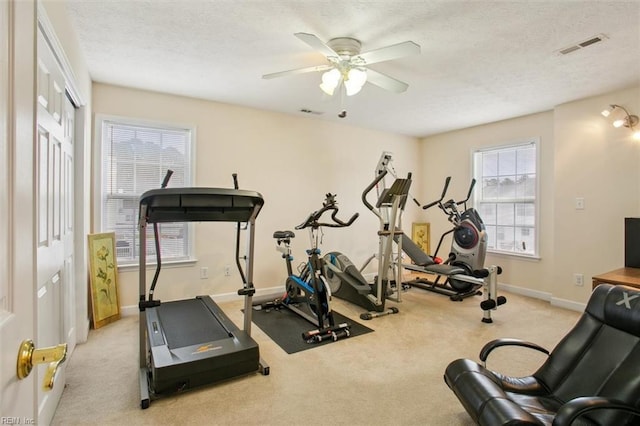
120, 283, 587, 316
550, 297, 586, 312
78, 318, 90, 342
121, 305, 137, 317
498, 282, 585, 312
120, 285, 283, 317
498, 282, 552, 301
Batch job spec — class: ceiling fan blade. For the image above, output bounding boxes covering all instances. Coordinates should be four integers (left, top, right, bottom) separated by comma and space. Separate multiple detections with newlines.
366, 69, 409, 93
356, 41, 420, 65
294, 32, 340, 60
262, 64, 333, 79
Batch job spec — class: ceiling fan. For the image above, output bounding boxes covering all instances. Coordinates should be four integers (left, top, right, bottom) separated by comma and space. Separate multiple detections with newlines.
263, 32, 421, 96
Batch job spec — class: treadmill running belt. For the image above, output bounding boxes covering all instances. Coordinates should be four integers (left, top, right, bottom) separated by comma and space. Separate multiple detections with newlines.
157, 299, 230, 349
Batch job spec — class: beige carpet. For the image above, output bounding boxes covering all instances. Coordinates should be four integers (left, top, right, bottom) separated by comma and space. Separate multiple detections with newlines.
51, 287, 580, 426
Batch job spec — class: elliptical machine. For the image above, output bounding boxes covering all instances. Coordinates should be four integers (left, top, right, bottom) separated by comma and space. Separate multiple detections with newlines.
324, 153, 411, 320
408, 177, 486, 300
260, 193, 357, 342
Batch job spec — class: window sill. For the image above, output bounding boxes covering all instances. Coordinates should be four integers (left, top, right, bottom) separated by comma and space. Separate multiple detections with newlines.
117, 258, 198, 272
487, 250, 541, 262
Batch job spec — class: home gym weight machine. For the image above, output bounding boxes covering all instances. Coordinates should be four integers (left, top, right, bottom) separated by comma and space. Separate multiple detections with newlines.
137, 171, 269, 409
406, 176, 485, 299
258, 193, 356, 343
324, 153, 412, 320
399, 176, 507, 322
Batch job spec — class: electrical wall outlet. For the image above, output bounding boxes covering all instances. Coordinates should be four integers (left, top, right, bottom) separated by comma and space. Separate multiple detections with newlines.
200, 267, 209, 279
573, 273, 584, 286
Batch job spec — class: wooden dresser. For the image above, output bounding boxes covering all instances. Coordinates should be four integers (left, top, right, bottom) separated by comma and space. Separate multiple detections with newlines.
592, 267, 640, 290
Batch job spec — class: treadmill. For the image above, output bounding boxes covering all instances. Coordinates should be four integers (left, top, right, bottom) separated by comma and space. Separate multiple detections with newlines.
138, 178, 269, 409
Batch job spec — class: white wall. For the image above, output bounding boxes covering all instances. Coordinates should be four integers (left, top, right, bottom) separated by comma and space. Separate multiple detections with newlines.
419, 111, 556, 298
553, 87, 640, 303
92, 83, 420, 309
420, 85, 640, 306
96, 82, 640, 312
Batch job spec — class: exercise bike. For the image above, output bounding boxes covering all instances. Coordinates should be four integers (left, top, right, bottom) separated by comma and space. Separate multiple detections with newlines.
260, 193, 357, 342
407, 177, 487, 300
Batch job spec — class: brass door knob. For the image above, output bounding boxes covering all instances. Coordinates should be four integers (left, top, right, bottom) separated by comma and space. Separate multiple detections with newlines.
17, 339, 67, 390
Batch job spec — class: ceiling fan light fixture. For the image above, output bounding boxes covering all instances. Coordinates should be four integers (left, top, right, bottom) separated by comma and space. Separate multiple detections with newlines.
344, 68, 367, 96
319, 68, 342, 95
265, 33, 420, 99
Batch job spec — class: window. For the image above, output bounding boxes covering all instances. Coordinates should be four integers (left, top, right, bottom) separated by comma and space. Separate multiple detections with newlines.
473, 140, 538, 257
96, 115, 194, 265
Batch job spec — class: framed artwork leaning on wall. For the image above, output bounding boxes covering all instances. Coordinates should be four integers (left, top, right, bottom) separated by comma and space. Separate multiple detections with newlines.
88, 232, 121, 329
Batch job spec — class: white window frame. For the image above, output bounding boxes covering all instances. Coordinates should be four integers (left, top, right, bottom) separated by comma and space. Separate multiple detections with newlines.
472, 138, 540, 258
93, 114, 197, 267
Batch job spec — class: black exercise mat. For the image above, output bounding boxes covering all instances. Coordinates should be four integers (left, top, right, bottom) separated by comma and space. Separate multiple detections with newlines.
249, 307, 374, 354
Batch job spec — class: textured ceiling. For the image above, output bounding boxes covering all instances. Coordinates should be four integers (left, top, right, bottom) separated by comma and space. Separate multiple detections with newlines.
64, 0, 640, 137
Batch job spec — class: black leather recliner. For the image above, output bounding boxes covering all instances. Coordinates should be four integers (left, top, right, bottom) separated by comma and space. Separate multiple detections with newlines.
444, 283, 640, 425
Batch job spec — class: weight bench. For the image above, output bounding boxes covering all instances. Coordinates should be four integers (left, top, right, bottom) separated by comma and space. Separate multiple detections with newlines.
397, 232, 468, 275
395, 233, 505, 322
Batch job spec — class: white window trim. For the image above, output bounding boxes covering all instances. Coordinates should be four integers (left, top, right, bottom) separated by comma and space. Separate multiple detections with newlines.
470, 137, 540, 258
93, 113, 198, 267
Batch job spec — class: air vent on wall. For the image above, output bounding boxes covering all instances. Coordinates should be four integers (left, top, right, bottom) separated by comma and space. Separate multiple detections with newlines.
557, 33, 608, 55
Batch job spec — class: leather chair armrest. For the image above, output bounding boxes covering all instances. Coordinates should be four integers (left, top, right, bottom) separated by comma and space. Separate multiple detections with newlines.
479, 338, 550, 365
553, 396, 640, 426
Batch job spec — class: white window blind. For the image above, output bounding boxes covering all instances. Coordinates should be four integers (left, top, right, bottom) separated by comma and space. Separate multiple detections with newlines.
473, 140, 538, 257
100, 117, 193, 265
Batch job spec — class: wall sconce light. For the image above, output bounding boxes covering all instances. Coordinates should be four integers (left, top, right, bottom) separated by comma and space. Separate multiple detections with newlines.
601, 104, 640, 140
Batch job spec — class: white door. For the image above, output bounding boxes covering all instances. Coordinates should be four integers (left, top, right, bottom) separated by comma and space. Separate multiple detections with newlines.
0, 0, 38, 421
35, 22, 75, 425
1, 1, 72, 423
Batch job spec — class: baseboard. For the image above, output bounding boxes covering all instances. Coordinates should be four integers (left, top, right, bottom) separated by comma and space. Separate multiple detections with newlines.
550, 297, 586, 312
77, 317, 90, 342
119, 283, 587, 316
120, 285, 283, 317
498, 282, 552, 301
498, 282, 586, 312
363, 272, 376, 281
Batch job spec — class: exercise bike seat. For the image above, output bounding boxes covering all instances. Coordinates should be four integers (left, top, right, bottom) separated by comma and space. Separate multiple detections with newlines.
273, 230, 295, 239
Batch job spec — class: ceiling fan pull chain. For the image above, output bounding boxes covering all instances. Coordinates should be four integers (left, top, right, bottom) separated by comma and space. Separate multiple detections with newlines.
338, 86, 347, 119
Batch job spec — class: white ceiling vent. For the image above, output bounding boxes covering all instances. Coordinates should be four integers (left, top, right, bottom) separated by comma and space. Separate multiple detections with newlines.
557, 33, 608, 55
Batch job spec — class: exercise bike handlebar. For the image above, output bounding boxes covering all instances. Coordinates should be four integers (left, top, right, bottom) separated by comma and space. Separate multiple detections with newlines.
295, 194, 359, 230
423, 176, 451, 210
457, 178, 476, 206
